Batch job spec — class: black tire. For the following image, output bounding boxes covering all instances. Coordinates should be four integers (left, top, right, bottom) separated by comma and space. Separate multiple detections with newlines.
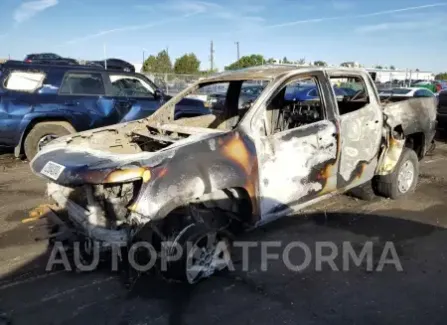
162, 223, 231, 284
376, 148, 419, 199
24, 122, 74, 160
347, 180, 377, 201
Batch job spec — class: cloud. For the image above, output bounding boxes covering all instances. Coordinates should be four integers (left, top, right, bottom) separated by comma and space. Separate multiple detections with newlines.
265, 2, 447, 29
162, 1, 263, 22
161, 0, 222, 14
356, 20, 437, 34
65, 12, 197, 45
14, 0, 58, 23
66, 0, 264, 45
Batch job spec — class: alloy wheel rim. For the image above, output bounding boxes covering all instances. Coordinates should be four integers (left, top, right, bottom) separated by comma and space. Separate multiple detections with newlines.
397, 160, 415, 193
185, 232, 229, 284
37, 134, 57, 151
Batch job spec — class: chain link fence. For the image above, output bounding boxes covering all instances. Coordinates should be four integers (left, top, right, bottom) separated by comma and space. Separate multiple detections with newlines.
142, 73, 206, 96
142, 72, 267, 96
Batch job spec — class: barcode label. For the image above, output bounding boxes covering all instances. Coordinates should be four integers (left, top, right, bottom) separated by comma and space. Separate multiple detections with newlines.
41, 161, 65, 180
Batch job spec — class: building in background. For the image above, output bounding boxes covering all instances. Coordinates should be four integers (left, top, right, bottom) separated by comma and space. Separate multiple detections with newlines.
133, 63, 143, 73
365, 68, 434, 83
340, 61, 362, 68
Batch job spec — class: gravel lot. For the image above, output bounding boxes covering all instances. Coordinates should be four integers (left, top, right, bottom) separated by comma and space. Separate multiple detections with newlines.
1, 141, 447, 325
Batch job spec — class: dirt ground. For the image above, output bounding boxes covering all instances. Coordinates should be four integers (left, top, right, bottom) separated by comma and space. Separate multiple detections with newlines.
1, 141, 447, 325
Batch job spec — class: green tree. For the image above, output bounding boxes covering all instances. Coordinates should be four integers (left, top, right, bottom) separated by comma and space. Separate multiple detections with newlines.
435, 73, 447, 80
297, 58, 306, 65
282, 56, 291, 64
156, 50, 172, 73
174, 53, 200, 74
390, 65, 396, 70
374, 65, 383, 69
224, 54, 265, 70
266, 58, 276, 64
142, 55, 157, 72
142, 50, 172, 73
314, 60, 327, 67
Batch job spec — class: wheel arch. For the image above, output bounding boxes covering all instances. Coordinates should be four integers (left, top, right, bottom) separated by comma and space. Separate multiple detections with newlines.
404, 131, 425, 160
15, 117, 76, 157
134, 186, 254, 243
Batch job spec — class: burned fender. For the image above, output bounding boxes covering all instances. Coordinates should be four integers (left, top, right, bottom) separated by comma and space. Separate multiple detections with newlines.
377, 98, 437, 175
129, 132, 259, 221
383, 97, 437, 136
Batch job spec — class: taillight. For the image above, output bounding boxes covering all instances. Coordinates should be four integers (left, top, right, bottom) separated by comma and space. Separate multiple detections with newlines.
25, 59, 32, 63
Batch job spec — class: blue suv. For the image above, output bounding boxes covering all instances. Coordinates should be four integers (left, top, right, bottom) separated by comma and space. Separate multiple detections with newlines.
0, 61, 209, 159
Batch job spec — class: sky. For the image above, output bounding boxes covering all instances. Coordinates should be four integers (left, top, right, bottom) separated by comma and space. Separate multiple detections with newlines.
0, 0, 446, 72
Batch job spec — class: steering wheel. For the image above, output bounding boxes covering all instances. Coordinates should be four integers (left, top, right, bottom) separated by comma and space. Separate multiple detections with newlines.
242, 99, 254, 110
350, 89, 365, 101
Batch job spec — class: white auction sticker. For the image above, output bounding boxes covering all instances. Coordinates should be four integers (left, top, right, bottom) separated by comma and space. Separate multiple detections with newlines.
40, 161, 66, 180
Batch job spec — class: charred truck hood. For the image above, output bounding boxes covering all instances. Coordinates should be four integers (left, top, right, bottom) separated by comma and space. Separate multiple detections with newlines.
30, 114, 225, 187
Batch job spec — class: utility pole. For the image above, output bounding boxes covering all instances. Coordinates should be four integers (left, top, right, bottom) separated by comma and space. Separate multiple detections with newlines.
210, 40, 215, 71
142, 50, 145, 66
235, 41, 240, 61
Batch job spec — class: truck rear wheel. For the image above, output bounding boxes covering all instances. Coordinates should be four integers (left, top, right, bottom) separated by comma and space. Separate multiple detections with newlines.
376, 148, 419, 199
24, 122, 75, 160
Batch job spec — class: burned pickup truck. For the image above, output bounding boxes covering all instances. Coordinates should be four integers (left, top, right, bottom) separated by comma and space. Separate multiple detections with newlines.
30, 66, 437, 283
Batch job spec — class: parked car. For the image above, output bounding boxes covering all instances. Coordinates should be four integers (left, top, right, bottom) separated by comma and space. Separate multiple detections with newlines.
409, 80, 447, 93
437, 89, 447, 128
24, 53, 79, 66
30, 66, 436, 283
90, 58, 136, 72
337, 87, 358, 96
206, 83, 265, 112
285, 84, 347, 101
379, 87, 435, 102
0, 60, 209, 160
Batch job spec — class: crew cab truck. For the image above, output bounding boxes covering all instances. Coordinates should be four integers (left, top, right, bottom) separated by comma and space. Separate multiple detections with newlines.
0, 60, 209, 160
30, 66, 437, 283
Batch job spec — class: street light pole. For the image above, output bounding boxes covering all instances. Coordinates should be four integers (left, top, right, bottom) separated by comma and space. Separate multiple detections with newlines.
235, 41, 240, 61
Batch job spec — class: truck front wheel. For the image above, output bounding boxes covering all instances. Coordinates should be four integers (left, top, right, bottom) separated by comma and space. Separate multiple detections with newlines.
376, 148, 419, 199
162, 223, 232, 284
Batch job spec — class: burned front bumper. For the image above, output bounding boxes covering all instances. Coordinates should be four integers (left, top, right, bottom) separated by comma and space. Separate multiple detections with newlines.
47, 182, 130, 246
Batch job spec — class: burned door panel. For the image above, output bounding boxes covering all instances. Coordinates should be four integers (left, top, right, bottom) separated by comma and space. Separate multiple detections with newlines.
338, 103, 383, 187
256, 119, 338, 219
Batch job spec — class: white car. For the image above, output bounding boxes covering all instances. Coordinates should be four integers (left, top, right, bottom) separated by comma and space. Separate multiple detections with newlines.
379, 87, 435, 98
